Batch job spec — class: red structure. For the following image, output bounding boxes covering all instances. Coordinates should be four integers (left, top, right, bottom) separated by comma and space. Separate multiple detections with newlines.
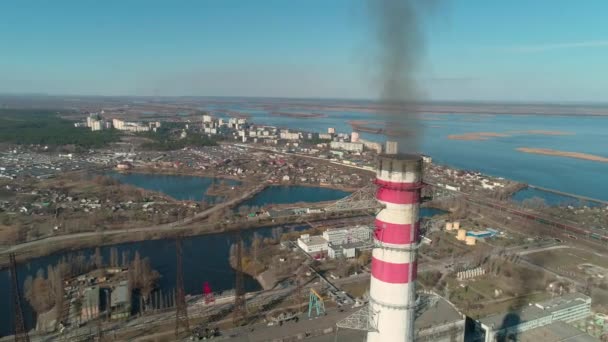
203, 282, 215, 304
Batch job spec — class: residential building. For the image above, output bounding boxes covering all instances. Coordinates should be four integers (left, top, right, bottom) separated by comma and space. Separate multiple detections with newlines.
328, 127, 336, 134
351, 132, 360, 142
280, 131, 300, 140
385, 141, 398, 154
112, 118, 125, 130
360, 139, 383, 154
90, 119, 103, 131
202, 114, 212, 123
330, 141, 364, 152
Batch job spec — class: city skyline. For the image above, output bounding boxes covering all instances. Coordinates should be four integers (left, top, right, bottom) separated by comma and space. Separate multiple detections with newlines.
1, 0, 607, 102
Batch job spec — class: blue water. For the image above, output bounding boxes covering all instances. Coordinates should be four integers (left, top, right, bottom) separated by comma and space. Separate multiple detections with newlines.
206, 105, 608, 201
241, 186, 351, 207
107, 173, 240, 202
420, 207, 446, 217
0, 225, 298, 336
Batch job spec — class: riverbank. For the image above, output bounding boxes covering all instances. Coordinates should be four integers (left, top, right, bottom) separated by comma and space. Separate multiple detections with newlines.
0, 210, 373, 269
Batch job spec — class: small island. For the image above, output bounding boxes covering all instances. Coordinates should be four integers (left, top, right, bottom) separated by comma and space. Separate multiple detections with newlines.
516, 148, 608, 163
270, 112, 327, 119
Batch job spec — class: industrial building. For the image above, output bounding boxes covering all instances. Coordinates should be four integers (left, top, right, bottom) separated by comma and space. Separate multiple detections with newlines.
81, 285, 100, 321
516, 321, 599, 342
478, 292, 592, 342
110, 281, 131, 320
327, 241, 371, 259
298, 225, 373, 259
335, 294, 465, 342
322, 226, 371, 245
297, 234, 328, 256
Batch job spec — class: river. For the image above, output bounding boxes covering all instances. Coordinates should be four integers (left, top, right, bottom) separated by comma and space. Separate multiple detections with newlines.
208, 105, 608, 201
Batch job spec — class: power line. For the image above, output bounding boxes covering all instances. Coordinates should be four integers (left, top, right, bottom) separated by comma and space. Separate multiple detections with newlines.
9, 253, 30, 342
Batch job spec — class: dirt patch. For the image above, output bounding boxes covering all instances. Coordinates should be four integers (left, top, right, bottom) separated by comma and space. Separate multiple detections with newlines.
516, 148, 608, 163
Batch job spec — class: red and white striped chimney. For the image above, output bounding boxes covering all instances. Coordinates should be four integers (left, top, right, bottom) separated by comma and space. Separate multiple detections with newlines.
367, 154, 422, 342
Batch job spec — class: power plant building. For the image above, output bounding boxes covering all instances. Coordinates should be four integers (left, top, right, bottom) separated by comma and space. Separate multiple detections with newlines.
322, 225, 371, 245
478, 293, 592, 342
297, 234, 328, 255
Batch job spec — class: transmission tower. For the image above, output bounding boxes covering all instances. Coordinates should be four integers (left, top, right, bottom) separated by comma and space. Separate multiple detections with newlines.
233, 230, 247, 326
9, 253, 30, 342
175, 238, 190, 337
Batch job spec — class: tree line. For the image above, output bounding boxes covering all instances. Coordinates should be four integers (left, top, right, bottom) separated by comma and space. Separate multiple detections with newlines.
24, 247, 160, 317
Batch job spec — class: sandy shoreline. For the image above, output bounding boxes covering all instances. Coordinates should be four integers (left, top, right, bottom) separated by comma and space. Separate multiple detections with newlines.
516, 148, 608, 163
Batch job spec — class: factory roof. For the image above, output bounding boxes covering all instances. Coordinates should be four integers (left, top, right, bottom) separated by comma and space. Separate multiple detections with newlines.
517, 321, 599, 342
478, 293, 591, 329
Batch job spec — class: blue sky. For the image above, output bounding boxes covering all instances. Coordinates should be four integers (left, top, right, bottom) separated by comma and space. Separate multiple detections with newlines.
1, 0, 607, 102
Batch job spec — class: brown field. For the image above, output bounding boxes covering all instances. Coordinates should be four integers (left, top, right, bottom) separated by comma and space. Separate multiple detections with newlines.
516, 148, 608, 163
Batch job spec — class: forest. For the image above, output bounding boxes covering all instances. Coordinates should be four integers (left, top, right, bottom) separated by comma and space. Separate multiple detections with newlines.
0, 109, 121, 148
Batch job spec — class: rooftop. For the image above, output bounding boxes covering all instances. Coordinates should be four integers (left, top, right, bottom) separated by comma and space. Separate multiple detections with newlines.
517, 321, 599, 342
300, 235, 328, 246
415, 296, 464, 330
479, 293, 591, 329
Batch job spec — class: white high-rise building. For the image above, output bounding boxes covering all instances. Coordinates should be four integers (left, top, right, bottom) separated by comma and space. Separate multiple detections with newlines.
385, 141, 398, 154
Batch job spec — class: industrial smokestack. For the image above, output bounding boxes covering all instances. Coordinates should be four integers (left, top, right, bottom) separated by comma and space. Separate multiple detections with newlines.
367, 0, 438, 153
368, 153, 422, 342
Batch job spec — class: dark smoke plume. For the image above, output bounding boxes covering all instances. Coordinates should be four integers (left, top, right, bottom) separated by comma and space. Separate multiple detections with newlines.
367, 0, 438, 153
